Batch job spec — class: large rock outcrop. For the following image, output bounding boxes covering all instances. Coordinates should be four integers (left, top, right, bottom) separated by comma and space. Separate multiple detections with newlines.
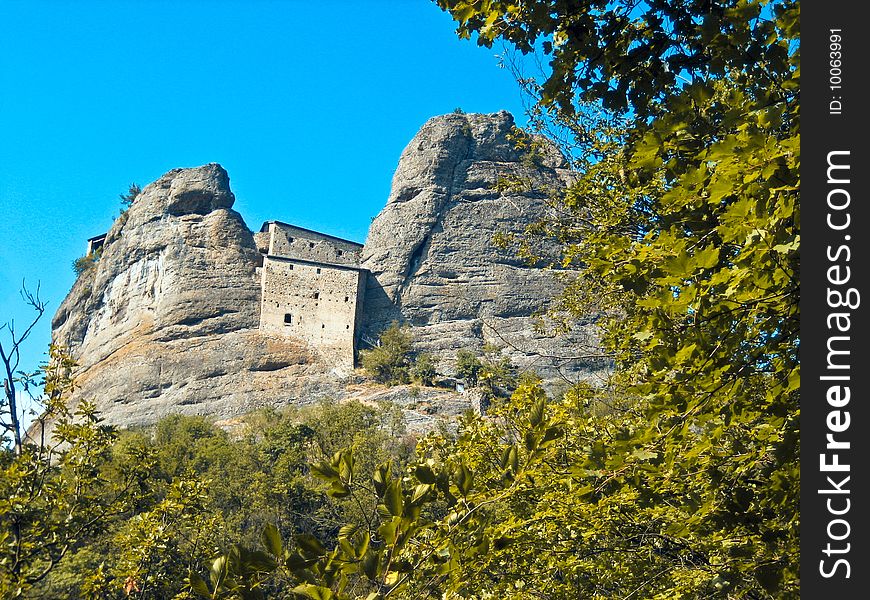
51, 164, 320, 427
48, 112, 606, 432
362, 111, 603, 383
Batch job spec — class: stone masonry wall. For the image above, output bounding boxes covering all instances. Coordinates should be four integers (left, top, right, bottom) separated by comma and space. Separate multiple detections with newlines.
259, 255, 365, 368
266, 222, 362, 267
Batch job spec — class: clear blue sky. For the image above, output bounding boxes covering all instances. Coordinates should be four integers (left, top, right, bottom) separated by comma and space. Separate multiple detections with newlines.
0, 0, 530, 375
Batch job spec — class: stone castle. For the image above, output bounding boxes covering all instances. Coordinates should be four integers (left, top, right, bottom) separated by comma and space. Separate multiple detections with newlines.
52, 111, 605, 430
88, 220, 368, 368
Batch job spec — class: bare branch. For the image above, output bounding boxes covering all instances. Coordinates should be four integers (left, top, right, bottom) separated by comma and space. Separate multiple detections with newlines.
1, 281, 47, 454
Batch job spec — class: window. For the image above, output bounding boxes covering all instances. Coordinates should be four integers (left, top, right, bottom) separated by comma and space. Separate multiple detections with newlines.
344, 296, 349, 302
309, 242, 315, 248
316, 268, 321, 274
283, 314, 292, 325
321, 324, 325, 329
288, 264, 294, 270
313, 292, 319, 300
346, 324, 350, 329
337, 249, 343, 256
287, 236, 294, 243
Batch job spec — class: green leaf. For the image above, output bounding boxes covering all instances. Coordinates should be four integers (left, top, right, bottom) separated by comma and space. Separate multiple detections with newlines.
338, 523, 359, 540
295, 533, 325, 558
188, 570, 212, 598
310, 461, 340, 482
360, 549, 379, 581
378, 517, 401, 546
384, 479, 404, 516
292, 584, 334, 600
414, 463, 437, 484
261, 523, 282, 558
529, 398, 545, 427
209, 555, 227, 589
455, 463, 473, 496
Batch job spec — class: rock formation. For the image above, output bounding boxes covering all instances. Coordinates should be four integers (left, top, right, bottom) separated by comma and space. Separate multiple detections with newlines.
48, 112, 605, 432
362, 111, 601, 382
51, 164, 320, 428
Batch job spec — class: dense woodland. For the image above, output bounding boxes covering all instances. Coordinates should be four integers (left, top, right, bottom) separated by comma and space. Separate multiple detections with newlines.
2, 0, 799, 598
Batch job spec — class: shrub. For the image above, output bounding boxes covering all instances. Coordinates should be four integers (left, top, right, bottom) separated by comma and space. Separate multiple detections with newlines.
455, 346, 516, 398
455, 349, 482, 385
359, 322, 413, 385
119, 183, 141, 209
72, 251, 100, 276
411, 352, 438, 387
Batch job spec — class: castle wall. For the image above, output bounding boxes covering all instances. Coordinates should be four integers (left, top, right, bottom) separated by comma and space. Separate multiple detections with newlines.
259, 255, 365, 367
266, 222, 362, 267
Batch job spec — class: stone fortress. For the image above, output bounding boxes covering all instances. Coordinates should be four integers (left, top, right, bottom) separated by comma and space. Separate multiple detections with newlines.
255, 223, 367, 365
88, 221, 370, 368
52, 111, 606, 431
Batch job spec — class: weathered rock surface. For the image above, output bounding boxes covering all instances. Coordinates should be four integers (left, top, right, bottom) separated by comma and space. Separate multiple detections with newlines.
51, 164, 325, 427
362, 111, 604, 384
48, 112, 606, 433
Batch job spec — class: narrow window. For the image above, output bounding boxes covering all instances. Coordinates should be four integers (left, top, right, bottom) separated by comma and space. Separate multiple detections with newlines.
316, 268, 321, 274
313, 292, 320, 300
346, 324, 350, 329
344, 296, 349, 302
283, 314, 292, 325
321, 324, 325, 329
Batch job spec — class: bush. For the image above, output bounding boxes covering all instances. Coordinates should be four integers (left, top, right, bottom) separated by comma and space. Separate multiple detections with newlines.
411, 352, 438, 387
119, 183, 141, 209
72, 251, 100, 276
455, 349, 482, 385
359, 322, 413, 385
455, 346, 516, 398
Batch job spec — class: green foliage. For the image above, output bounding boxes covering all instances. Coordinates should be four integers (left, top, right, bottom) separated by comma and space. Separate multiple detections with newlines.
359, 323, 413, 386
454, 346, 515, 401
184, 389, 569, 600
32, 398, 410, 599
0, 347, 154, 599
453, 349, 480, 385
119, 183, 141, 209
409, 353, 437, 387
73, 250, 100, 276
433, 0, 800, 596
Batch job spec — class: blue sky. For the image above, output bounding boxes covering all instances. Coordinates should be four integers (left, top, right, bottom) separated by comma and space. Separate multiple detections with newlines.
0, 0, 530, 375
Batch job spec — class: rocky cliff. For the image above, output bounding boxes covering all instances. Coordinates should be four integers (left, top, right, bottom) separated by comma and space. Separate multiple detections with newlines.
49, 112, 604, 432
362, 111, 600, 382
51, 164, 326, 428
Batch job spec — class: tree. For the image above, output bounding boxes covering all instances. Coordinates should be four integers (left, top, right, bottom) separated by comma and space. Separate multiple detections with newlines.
410, 353, 438, 387
359, 323, 413, 385
432, 0, 800, 596
1, 289, 155, 597
119, 183, 141, 209
1, 283, 45, 453
453, 350, 481, 386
